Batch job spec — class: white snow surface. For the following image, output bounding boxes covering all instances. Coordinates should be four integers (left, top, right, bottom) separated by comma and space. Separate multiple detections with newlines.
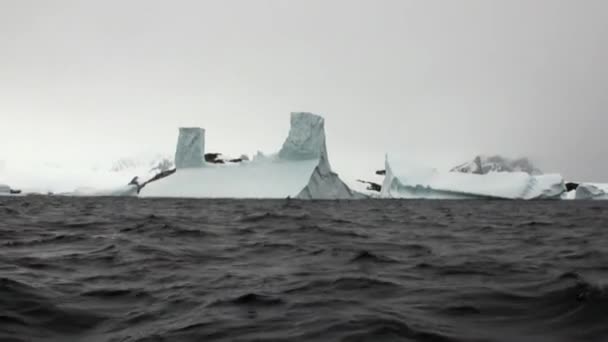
70, 185, 139, 197
381, 155, 565, 200
111, 154, 174, 173
0, 157, 162, 195
345, 176, 384, 198
574, 183, 608, 200
141, 158, 318, 198
561, 189, 577, 200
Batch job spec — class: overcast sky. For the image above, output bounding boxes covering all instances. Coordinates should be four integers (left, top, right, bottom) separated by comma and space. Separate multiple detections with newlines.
1, 0, 606, 181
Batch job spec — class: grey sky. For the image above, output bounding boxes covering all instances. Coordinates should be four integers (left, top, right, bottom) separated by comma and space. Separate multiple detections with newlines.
1, 0, 606, 181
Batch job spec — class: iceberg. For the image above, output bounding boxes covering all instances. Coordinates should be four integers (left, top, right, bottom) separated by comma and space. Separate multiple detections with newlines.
297, 148, 365, 200
451, 155, 542, 175
574, 183, 608, 200
140, 112, 362, 199
381, 155, 565, 200
0, 184, 10, 194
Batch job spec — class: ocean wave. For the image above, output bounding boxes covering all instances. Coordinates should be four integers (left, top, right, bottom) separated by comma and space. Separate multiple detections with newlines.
1, 197, 607, 341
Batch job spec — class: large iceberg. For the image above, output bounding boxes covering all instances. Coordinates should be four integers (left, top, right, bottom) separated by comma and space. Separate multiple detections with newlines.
140, 112, 362, 199
573, 183, 608, 200
381, 155, 565, 200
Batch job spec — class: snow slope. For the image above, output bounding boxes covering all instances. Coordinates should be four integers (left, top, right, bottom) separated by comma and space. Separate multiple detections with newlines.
381, 155, 565, 200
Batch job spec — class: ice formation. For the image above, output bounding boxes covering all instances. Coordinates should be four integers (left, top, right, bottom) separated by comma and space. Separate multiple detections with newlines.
0, 184, 10, 194
278, 112, 325, 160
296, 148, 365, 200
0, 158, 160, 196
574, 183, 608, 200
174, 128, 205, 169
451, 155, 542, 175
381, 155, 565, 200
141, 112, 361, 199
69, 185, 139, 197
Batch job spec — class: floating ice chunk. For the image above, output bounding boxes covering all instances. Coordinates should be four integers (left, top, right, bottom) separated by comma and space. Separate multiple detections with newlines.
381, 155, 565, 200
574, 183, 608, 200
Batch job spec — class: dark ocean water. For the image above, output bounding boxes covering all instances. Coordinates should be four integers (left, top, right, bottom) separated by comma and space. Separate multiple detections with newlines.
1, 197, 607, 342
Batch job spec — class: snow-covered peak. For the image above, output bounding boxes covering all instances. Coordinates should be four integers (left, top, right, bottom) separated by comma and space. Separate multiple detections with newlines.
278, 112, 326, 161
451, 155, 542, 175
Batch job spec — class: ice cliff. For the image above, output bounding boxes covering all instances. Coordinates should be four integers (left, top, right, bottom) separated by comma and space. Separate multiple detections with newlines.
174, 128, 205, 168
278, 112, 325, 160
381, 155, 565, 200
140, 112, 361, 199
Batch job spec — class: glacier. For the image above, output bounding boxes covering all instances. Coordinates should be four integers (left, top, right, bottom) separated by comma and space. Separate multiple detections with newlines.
381, 155, 565, 200
140, 112, 362, 199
